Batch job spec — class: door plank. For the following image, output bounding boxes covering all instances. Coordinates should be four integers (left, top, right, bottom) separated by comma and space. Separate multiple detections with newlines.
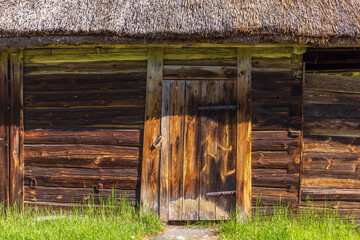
216, 80, 237, 219
160, 80, 170, 221
183, 80, 201, 220
168, 81, 186, 221
236, 48, 252, 217
199, 81, 219, 220
140, 48, 163, 213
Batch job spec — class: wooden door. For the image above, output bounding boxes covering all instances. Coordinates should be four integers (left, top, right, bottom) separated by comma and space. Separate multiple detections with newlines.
161, 80, 237, 221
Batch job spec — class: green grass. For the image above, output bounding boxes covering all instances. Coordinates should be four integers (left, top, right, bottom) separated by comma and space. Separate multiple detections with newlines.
218, 206, 360, 240
0, 195, 163, 240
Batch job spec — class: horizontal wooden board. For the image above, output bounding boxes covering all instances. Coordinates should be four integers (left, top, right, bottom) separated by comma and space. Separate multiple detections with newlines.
302, 188, 360, 201
24, 48, 148, 63
251, 48, 293, 58
25, 186, 138, 204
252, 71, 292, 82
163, 59, 237, 66
302, 177, 360, 189
304, 135, 360, 153
304, 117, 360, 138
300, 200, 360, 209
252, 169, 299, 188
24, 144, 141, 169
25, 129, 142, 146
252, 57, 300, 70
304, 90, 360, 105
24, 107, 145, 129
24, 60, 147, 75
24, 74, 146, 92
252, 151, 300, 171
23, 48, 147, 56
304, 103, 360, 119
24, 90, 145, 109
252, 187, 298, 206
163, 65, 237, 80
303, 153, 360, 171
163, 48, 237, 60
25, 166, 140, 189
305, 73, 360, 94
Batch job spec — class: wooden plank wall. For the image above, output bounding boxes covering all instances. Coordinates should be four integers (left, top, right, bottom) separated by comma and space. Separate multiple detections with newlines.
251, 48, 303, 212
162, 47, 303, 213
302, 73, 360, 217
22, 48, 148, 207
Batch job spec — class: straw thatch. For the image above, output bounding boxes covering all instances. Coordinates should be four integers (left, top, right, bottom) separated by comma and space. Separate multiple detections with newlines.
0, 0, 360, 47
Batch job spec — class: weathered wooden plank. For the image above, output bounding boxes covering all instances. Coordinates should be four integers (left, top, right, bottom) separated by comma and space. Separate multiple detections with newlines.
252, 138, 300, 151
252, 169, 299, 188
305, 73, 360, 94
163, 59, 237, 66
24, 107, 145, 129
24, 186, 138, 204
183, 80, 200, 220
252, 57, 300, 70
304, 90, 360, 105
300, 200, 360, 210
303, 153, 360, 171
304, 103, 360, 119
23, 48, 148, 56
24, 49, 148, 64
24, 61, 147, 75
251, 48, 294, 58
25, 166, 140, 189
9, 50, 24, 205
252, 187, 298, 206
302, 188, 360, 201
159, 80, 170, 221
163, 65, 237, 80
236, 48, 252, 217
0, 51, 8, 205
303, 169, 360, 180
304, 117, 360, 138
168, 81, 185, 221
140, 48, 163, 213
24, 74, 146, 92
252, 151, 300, 171
24, 128, 142, 146
24, 144, 140, 169
216, 80, 237, 220
252, 71, 293, 82
304, 135, 360, 153
164, 48, 237, 60
24, 90, 145, 109
199, 80, 219, 220
302, 177, 360, 189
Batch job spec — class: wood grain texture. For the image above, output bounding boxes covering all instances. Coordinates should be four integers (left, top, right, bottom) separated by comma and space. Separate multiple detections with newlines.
168, 81, 185, 221
159, 80, 170, 221
163, 65, 237, 80
236, 48, 252, 217
199, 80, 219, 220
305, 73, 360, 94
216, 80, 237, 219
9, 50, 24, 205
140, 48, 163, 213
183, 81, 200, 220
0, 51, 9, 205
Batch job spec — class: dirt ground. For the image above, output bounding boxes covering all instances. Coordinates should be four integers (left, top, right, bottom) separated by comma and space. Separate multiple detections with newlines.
151, 225, 218, 240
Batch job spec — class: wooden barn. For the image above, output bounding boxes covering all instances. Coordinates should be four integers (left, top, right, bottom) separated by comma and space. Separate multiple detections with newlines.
0, 0, 360, 221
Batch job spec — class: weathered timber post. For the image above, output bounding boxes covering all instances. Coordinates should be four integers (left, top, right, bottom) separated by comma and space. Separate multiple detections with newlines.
140, 47, 164, 214
236, 48, 252, 218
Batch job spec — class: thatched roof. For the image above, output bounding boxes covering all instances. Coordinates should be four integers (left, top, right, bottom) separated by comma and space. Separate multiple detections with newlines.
1, 0, 360, 47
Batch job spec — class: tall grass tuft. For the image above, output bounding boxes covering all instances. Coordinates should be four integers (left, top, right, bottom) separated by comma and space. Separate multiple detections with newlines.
0, 191, 163, 240
218, 204, 360, 240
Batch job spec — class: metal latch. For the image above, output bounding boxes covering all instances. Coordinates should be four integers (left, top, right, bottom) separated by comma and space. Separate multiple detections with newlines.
198, 105, 239, 111
205, 191, 236, 197
30, 178, 37, 189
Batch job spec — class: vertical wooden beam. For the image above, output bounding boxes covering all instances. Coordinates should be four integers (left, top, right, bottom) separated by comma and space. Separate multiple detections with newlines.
140, 47, 163, 214
236, 48, 252, 218
9, 50, 24, 206
0, 51, 9, 206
